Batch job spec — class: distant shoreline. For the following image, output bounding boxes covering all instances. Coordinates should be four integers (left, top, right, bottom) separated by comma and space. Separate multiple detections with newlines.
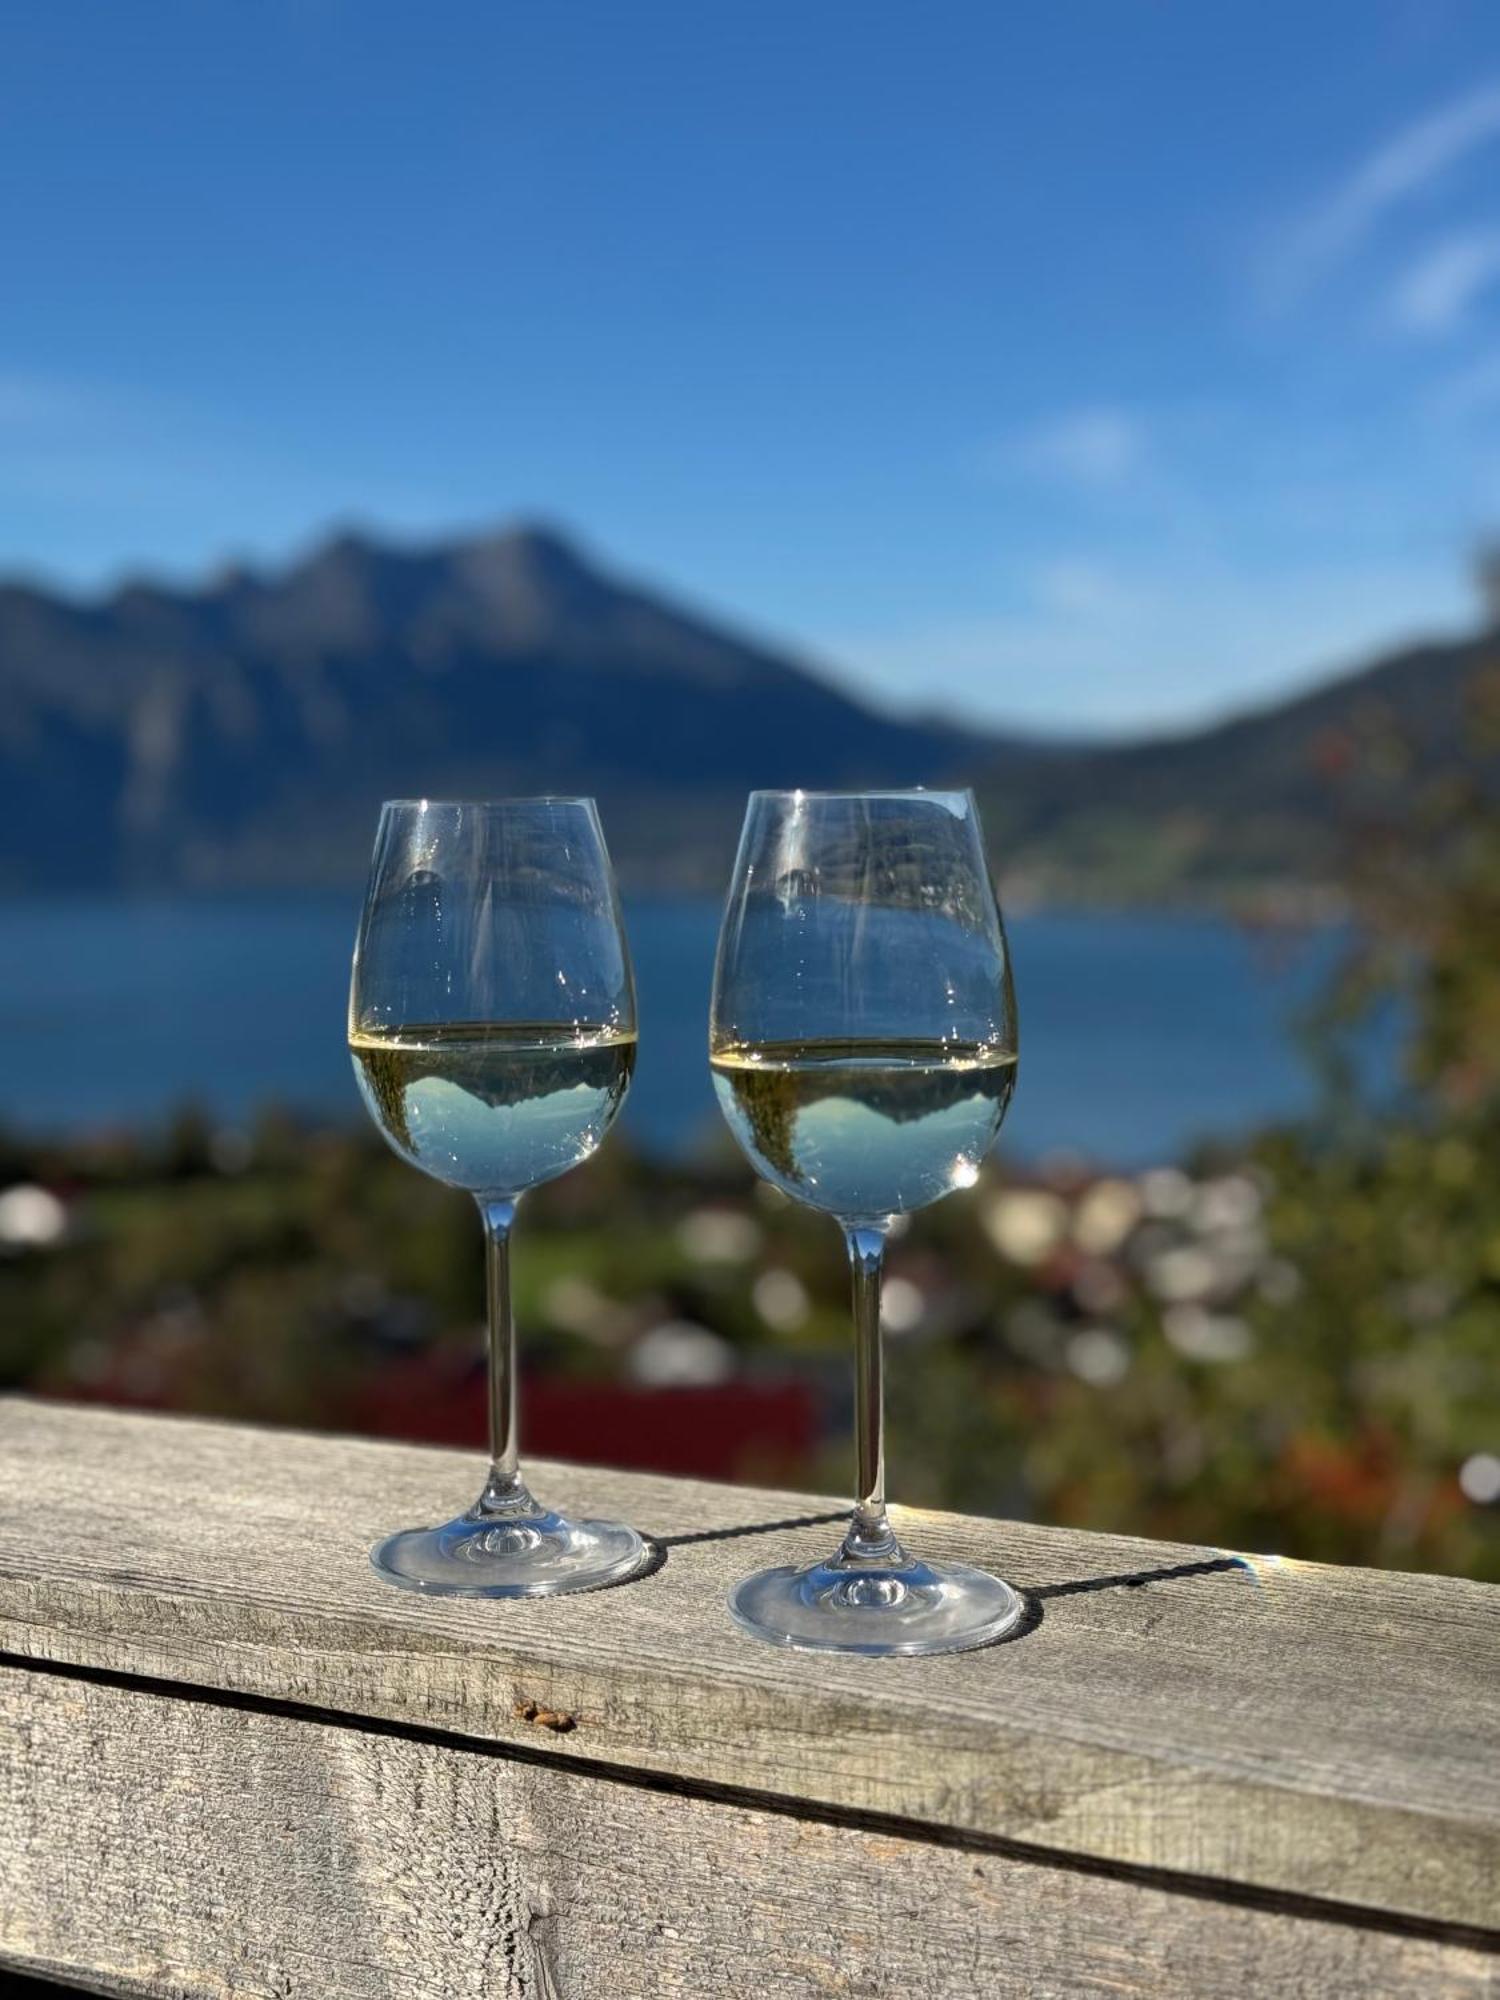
0, 878, 1351, 930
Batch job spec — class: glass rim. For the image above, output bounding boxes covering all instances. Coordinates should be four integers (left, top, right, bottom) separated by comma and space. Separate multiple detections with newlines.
744, 786, 976, 803
378, 794, 598, 811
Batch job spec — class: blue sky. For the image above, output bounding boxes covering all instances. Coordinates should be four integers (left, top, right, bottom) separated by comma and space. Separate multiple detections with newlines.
5, 2, 1500, 734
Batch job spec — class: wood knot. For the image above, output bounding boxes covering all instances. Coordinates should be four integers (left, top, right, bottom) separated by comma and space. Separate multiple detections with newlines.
515, 1698, 578, 1734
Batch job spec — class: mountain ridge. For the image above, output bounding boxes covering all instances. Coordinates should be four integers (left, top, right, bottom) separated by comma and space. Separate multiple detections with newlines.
0, 519, 1492, 899
0, 522, 997, 892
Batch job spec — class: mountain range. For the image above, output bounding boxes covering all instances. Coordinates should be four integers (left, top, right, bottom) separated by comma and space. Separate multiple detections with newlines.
0, 521, 1493, 899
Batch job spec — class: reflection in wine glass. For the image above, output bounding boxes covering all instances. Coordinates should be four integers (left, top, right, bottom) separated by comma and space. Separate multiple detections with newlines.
710, 789, 1024, 1653
349, 797, 649, 1596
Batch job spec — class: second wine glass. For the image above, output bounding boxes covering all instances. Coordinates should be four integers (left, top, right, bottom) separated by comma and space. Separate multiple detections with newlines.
349, 797, 649, 1596
710, 789, 1024, 1654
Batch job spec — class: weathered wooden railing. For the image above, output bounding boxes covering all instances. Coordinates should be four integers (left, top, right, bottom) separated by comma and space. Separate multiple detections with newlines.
0, 1397, 1496, 1997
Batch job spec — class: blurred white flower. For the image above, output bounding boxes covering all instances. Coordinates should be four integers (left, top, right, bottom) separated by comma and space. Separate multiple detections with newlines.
0, 1184, 67, 1247
629, 1321, 734, 1386
1458, 1453, 1500, 1505
752, 1268, 810, 1332
1066, 1327, 1131, 1386
881, 1276, 925, 1335
1202, 1224, 1267, 1268
1072, 1177, 1142, 1257
1139, 1166, 1194, 1218
1191, 1175, 1263, 1233
1163, 1305, 1253, 1363
676, 1208, 761, 1263
983, 1188, 1068, 1265
1145, 1246, 1218, 1303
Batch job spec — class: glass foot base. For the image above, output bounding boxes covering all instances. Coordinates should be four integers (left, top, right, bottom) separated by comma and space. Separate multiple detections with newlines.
728, 1552, 1026, 1655
371, 1505, 651, 1598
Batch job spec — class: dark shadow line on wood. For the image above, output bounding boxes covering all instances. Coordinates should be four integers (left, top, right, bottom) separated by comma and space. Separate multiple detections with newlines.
627, 1509, 854, 1578
4, 1648, 1496, 1957
1032, 1556, 1250, 1600
655, 1509, 851, 1548
997, 1557, 1249, 1653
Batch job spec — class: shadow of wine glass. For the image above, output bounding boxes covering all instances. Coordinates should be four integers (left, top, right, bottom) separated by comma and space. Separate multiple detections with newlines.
624, 1510, 854, 1585
620, 1521, 1250, 1635
656, 1509, 853, 1549
1031, 1554, 1250, 1601
987, 1553, 1253, 1650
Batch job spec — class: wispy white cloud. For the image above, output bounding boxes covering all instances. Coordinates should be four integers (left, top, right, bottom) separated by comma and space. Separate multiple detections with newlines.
1000, 407, 1146, 489
1388, 230, 1500, 334
1268, 82, 1500, 303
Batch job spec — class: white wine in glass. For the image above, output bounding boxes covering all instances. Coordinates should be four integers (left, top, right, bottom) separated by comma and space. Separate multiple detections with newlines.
349, 798, 649, 1597
710, 789, 1024, 1654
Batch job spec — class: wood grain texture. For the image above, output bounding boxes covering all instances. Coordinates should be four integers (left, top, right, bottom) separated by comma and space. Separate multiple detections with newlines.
1, 1397, 1498, 1932
4, 1665, 1497, 2000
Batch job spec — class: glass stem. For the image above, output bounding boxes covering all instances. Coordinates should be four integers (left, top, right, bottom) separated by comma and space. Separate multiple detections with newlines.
474, 1196, 536, 1518
838, 1220, 906, 1566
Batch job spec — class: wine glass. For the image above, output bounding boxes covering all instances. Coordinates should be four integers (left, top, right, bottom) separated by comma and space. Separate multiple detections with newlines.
349, 798, 650, 1596
710, 789, 1023, 1653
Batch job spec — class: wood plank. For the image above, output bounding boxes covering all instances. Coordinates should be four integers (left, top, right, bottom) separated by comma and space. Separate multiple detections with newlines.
3, 1664, 1496, 1999
1, 1398, 1498, 1932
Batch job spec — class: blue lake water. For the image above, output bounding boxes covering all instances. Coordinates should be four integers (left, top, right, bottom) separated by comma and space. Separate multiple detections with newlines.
0, 898, 1349, 1166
